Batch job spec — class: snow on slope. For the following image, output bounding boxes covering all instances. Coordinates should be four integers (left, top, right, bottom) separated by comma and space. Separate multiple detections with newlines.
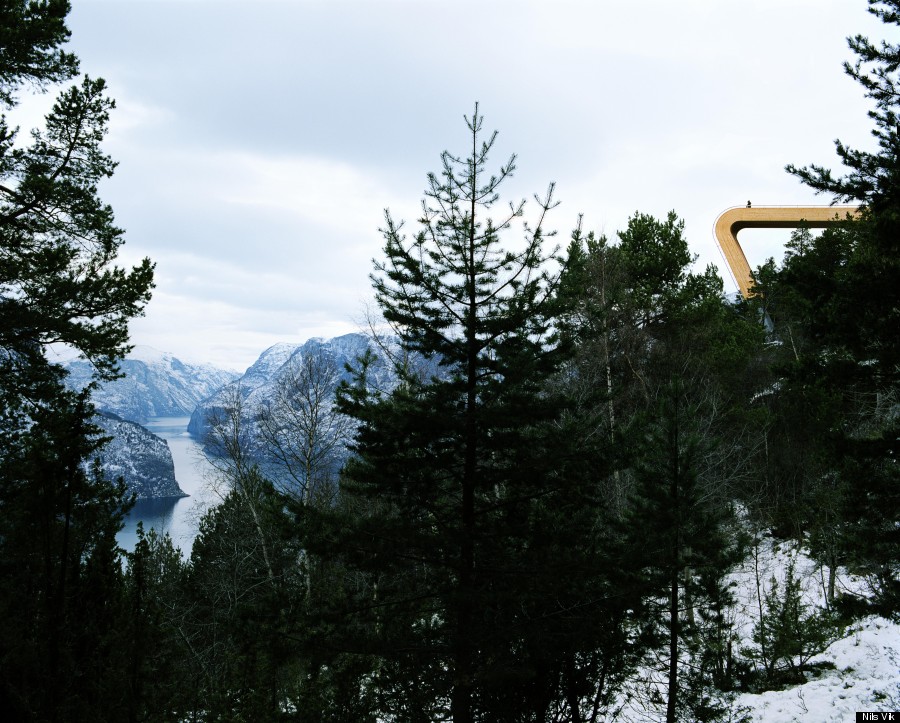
738, 614, 899, 722
92, 412, 186, 499
610, 535, 899, 722
732, 538, 900, 723
187, 332, 408, 439
64, 346, 239, 423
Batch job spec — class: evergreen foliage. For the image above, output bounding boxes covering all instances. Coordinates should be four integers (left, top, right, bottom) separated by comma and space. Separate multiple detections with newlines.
762, 0, 900, 615
184, 479, 301, 720
0, 2, 154, 719
747, 559, 843, 687
124, 525, 190, 721
1, 1, 897, 718
559, 206, 764, 722
0, 387, 133, 720
0, 0, 77, 107
294, 106, 651, 722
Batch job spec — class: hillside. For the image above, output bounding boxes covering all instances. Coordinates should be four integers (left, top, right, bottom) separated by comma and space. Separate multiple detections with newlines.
187, 332, 431, 440
733, 540, 900, 722
92, 412, 187, 500
612, 535, 900, 722
62, 346, 233, 500
64, 346, 239, 423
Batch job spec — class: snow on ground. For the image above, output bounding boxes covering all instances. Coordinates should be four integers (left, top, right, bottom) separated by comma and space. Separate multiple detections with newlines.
737, 614, 900, 722
612, 534, 899, 722
732, 536, 900, 722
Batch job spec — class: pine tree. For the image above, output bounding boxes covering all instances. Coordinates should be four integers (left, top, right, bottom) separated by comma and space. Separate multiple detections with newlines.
0, 0, 77, 107
749, 559, 843, 687
563, 211, 762, 722
0, 2, 154, 717
123, 525, 189, 722
1, 0, 154, 422
182, 479, 301, 720
0, 388, 134, 720
302, 106, 626, 722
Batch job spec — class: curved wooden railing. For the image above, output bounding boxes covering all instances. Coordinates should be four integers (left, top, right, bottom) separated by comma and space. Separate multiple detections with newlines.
714, 205, 860, 298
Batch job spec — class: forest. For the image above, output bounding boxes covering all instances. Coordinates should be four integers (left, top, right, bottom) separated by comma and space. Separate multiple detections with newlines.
0, 1, 898, 721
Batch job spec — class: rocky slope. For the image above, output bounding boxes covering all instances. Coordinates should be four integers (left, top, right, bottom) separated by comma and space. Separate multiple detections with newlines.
64, 346, 238, 424
93, 412, 186, 500
187, 332, 408, 440
63, 347, 235, 500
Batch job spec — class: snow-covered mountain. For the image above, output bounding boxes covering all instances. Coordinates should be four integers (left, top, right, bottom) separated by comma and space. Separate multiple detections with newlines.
190, 334, 383, 438
62, 347, 234, 501
188, 334, 446, 477
64, 346, 239, 424
93, 412, 186, 500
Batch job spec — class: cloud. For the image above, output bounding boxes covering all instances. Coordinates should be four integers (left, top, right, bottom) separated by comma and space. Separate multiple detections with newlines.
128, 253, 366, 371
106, 94, 174, 138
215, 151, 398, 235
59, 0, 887, 368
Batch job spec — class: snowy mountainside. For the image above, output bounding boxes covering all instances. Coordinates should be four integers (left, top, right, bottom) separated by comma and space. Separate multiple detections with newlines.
92, 412, 186, 500
187, 332, 412, 441
64, 346, 239, 423
731, 539, 900, 723
737, 614, 899, 722
62, 346, 232, 501
186, 331, 444, 476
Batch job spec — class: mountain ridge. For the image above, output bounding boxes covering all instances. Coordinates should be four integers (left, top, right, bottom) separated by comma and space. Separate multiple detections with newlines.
92, 411, 187, 500
64, 346, 239, 424
62, 346, 236, 501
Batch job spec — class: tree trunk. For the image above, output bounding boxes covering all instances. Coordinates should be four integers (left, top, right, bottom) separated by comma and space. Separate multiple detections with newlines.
666, 562, 679, 723
451, 151, 480, 723
666, 387, 681, 723
565, 654, 585, 723
827, 551, 837, 606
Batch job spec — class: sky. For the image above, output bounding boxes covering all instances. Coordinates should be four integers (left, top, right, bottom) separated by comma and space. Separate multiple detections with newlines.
22, 0, 887, 371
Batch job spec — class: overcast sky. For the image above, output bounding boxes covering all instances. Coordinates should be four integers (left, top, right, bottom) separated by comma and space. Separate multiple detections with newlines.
27, 0, 887, 371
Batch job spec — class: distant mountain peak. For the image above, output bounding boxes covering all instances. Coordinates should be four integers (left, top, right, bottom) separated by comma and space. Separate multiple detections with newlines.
127, 345, 173, 364
63, 349, 240, 424
187, 331, 439, 442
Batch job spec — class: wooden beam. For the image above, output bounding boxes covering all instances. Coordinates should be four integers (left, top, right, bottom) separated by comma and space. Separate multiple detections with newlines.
714, 205, 859, 298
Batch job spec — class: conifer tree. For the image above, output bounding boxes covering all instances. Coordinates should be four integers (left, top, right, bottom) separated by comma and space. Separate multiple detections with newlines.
563, 211, 762, 721
0, 387, 134, 719
123, 525, 190, 721
304, 106, 625, 722
0, 2, 154, 717
775, 0, 900, 614
183, 479, 301, 720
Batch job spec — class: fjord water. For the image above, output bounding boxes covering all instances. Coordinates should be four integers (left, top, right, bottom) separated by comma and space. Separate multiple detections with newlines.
117, 416, 216, 557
